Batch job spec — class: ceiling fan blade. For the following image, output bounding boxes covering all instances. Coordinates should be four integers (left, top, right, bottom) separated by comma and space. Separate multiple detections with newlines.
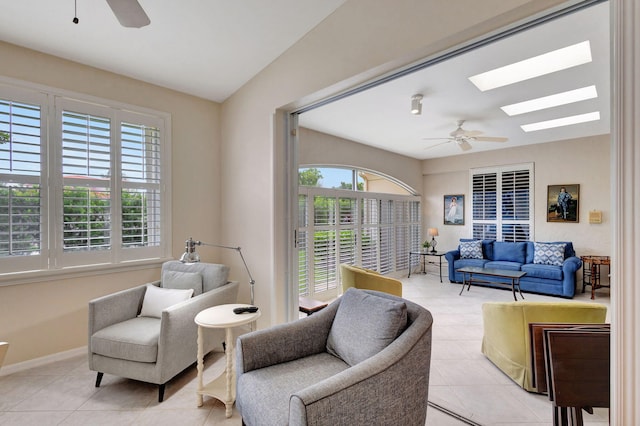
422, 137, 452, 141
106, 0, 150, 28
460, 129, 483, 137
473, 136, 508, 142
457, 140, 473, 151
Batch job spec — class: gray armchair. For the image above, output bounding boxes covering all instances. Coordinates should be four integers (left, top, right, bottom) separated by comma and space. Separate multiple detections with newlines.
88, 261, 239, 402
236, 288, 433, 426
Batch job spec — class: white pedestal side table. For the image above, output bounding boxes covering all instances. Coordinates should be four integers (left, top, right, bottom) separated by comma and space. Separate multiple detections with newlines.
194, 304, 260, 417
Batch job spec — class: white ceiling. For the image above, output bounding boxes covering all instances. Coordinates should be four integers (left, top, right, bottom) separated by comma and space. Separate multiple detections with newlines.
299, 2, 610, 160
0, 0, 347, 102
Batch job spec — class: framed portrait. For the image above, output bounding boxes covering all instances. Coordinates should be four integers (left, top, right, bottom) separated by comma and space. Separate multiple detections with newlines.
547, 184, 579, 223
444, 194, 464, 225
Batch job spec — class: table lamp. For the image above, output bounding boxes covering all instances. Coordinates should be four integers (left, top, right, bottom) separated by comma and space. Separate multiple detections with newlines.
428, 228, 439, 253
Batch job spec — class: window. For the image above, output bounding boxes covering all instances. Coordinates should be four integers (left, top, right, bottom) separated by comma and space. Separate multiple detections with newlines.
471, 163, 533, 242
298, 167, 420, 299
0, 83, 170, 275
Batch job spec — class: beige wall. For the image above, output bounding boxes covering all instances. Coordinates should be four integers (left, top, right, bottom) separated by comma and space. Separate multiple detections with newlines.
298, 127, 422, 193
422, 135, 611, 255
0, 41, 223, 366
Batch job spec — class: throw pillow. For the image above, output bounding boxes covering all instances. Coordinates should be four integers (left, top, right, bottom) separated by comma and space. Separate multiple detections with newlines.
460, 240, 483, 259
326, 288, 407, 366
533, 242, 567, 266
139, 285, 194, 318
162, 270, 203, 296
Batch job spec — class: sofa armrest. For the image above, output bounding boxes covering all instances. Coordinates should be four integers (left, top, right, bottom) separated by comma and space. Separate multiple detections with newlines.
563, 256, 582, 273
155, 281, 239, 373
88, 284, 149, 335
445, 250, 461, 282
237, 302, 339, 374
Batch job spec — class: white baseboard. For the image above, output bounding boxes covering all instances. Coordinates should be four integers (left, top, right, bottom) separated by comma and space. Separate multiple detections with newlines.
0, 346, 87, 377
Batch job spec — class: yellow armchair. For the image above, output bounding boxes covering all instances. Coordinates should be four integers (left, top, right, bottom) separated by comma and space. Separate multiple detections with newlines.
481, 301, 607, 392
339, 264, 402, 297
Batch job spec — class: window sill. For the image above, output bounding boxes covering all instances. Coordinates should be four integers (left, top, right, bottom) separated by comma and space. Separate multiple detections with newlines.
0, 257, 174, 287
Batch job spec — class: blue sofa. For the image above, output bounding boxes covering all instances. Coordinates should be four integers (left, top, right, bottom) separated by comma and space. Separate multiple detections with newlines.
445, 240, 582, 298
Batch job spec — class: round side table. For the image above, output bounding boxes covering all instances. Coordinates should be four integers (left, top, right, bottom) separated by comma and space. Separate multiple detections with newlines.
194, 304, 260, 417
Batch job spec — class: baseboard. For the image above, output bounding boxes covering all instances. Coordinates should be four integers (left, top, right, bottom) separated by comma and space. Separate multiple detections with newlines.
0, 346, 87, 377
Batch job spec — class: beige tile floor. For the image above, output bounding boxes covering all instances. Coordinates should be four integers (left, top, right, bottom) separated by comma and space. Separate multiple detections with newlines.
0, 271, 611, 425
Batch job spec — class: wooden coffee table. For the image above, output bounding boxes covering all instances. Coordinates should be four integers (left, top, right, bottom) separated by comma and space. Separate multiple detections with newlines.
457, 266, 526, 301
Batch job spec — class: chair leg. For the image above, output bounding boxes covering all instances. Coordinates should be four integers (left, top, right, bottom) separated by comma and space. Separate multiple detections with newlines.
158, 383, 165, 403
95, 372, 103, 388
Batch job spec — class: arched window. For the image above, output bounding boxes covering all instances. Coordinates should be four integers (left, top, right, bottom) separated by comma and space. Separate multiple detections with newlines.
298, 167, 420, 300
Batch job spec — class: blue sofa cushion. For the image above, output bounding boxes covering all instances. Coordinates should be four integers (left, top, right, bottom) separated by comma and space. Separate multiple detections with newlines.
460, 240, 483, 259
533, 242, 567, 266
493, 242, 527, 263
326, 288, 407, 366
484, 261, 522, 271
455, 258, 490, 269
521, 263, 563, 281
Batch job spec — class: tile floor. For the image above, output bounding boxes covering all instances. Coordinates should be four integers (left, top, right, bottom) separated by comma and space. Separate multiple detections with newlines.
0, 272, 611, 425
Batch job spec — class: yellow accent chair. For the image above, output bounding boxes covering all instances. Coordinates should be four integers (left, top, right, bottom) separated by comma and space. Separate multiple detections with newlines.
481, 301, 607, 392
339, 263, 402, 297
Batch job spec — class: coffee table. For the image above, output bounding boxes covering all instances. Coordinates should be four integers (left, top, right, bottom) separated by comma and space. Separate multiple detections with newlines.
457, 266, 526, 301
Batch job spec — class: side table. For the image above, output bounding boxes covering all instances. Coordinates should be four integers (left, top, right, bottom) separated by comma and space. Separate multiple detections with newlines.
408, 250, 445, 282
581, 255, 610, 299
194, 304, 261, 417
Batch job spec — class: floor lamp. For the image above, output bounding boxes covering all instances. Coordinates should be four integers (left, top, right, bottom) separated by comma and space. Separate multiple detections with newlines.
180, 237, 256, 306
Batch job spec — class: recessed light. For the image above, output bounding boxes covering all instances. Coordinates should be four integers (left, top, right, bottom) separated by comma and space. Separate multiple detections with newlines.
521, 111, 600, 132
501, 86, 598, 116
469, 41, 592, 91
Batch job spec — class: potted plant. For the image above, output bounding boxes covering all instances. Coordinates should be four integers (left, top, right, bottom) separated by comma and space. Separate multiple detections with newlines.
422, 240, 431, 251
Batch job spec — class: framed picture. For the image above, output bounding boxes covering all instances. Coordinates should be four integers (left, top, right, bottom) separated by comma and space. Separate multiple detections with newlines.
444, 194, 464, 225
547, 184, 579, 222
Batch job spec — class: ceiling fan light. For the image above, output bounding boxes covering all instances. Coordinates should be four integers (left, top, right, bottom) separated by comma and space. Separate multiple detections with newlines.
501, 85, 598, 116
411, 94, 423, 115
521, 111, 600, 132
469, 41, 592, 91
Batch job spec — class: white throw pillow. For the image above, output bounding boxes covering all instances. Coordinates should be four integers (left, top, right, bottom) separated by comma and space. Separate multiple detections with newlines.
139, 285, 194, 318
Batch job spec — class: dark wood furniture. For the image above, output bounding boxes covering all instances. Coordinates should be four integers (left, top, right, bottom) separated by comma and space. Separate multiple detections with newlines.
298, 296, 328, 316
581, 255, 610, 299
457, 266, 526, 301
408, 250, 445, 282
529, 323, 610, 426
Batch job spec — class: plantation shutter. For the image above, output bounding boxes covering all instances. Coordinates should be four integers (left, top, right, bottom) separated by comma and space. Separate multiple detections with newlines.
501, 169, 531, 241
120, 121, 161, 249
0, 98, 42, 259
471, 164, 533, 242
360, 198, 379, 270
313, 195, 337, 293
297, 194, 309, 295
61, 110, 112, 252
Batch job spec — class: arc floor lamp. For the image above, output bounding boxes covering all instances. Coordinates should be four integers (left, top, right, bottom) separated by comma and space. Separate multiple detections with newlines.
180, 237, 256, 306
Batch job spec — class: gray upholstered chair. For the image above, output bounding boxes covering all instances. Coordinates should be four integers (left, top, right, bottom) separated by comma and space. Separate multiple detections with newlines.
236, 288, 433, 426
88, 261, 239, 402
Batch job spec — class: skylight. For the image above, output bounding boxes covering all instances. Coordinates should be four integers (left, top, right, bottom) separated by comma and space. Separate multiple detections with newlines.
501, 86, 598, 116
468, 41, 593, 91
521, 111, 600, 132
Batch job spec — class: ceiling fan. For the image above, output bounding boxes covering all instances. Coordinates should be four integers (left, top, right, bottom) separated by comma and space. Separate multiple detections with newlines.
423, 120, 508, 151
106, 0, 150, 28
